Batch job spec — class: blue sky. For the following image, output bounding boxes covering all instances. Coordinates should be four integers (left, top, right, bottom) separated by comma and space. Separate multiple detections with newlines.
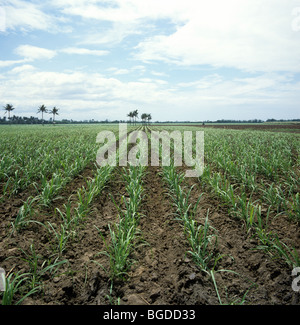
0, 0, 300, 122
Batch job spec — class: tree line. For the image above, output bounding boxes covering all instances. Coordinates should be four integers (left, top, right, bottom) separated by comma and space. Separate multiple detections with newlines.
2, 105, 153, 126
3, 104, 298, 125
3, 104, 59, 125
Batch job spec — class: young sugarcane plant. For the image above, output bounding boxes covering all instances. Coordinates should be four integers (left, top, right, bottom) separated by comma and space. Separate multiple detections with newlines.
11, 196, 40, 233
13, 243, 68, 290
46, 222, 71, 256
0, 271, 39, 305
185, 211, 220, 273
256, 232, 300, 268
38, 173, 69, 207
96, 220, 136, 280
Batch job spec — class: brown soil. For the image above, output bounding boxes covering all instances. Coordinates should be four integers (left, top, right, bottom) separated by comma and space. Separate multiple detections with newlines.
182, 175, 300, 305
0, 163, 96, 227
111, 166, 219, 305
0, 160, 299, 305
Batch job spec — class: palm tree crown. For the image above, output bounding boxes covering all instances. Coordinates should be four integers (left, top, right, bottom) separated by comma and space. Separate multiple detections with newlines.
127, 111, 134, 124
37, 105, 47, 124
133, 109, 138, 125
4, 104, 15, 119
147, 113, 152, 124
141, 113, 152, 125
141, 113, 147, 125
49, 107, 59, 123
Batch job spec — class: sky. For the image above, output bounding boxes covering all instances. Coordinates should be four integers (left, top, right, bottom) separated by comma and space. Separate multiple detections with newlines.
0, 0, 300, 122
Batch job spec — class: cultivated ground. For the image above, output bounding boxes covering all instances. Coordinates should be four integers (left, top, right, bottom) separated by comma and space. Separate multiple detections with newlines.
0, 124, 299, 305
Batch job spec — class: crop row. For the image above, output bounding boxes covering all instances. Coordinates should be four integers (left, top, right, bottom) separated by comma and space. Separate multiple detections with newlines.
97, 165, 146, 283
1, 162, 114, 305
0, 125, 120, 199
151, 126, 300, 293
0, 125, 140, 305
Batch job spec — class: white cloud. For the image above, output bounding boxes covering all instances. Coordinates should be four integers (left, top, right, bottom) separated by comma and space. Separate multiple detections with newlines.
48, 0, 300, 72
79, 21, 143, 46
178, 74, 223, 89
2, 0, 58, 32
106, 67, 130, 75
60, 47, 109, 56
1, 0, 299, 121
0, 7, 6, 32
8, 64, 36, 74
134, 0, 300, 72
138, 78, 168, 85
151, 71, 168, 78
0, 59, 27, 68
3, 0, 300, 73
10, 45, 108, 65
1, 66, 299, 121
14, 45, 57, 61
54, 0, 189, 45
55, 0, 188, 23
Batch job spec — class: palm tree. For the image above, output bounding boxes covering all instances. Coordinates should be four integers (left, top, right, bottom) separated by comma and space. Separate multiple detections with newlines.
37, 105, 47, 125
3, 104, 15, 120
147, 113, 152, 124
127, 111, 134, 125
133, 109, 138, 125
141, 113, 148, 125
49, 107, 59, 124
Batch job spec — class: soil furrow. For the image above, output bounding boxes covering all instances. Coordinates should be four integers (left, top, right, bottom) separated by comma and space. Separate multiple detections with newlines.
115, 166, 219, 305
